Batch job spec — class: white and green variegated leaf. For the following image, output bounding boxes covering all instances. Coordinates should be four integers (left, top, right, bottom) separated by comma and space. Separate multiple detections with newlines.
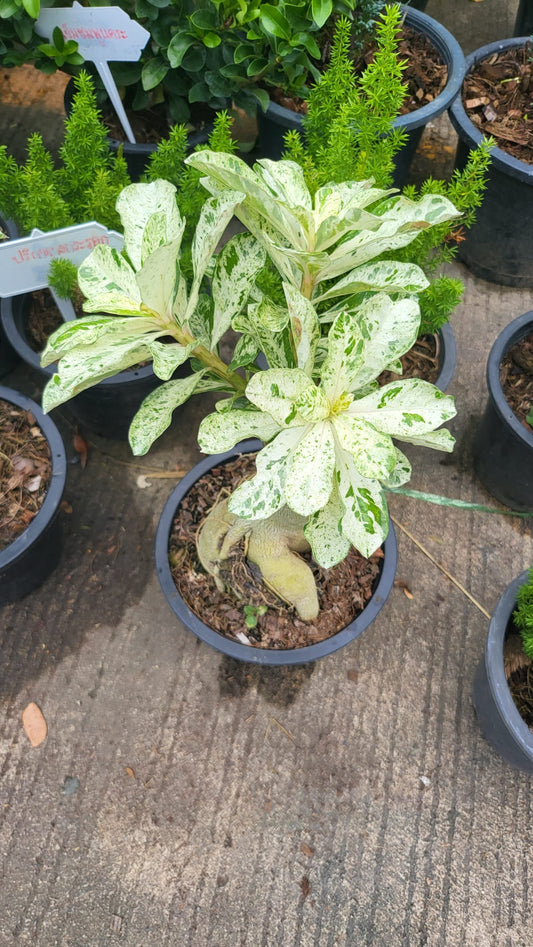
197, 408, 281, 453
117, 179, 183, 271
211, 233, 266, 349
187, 191, 245, 318
262, 234, 329, 286
315, 260, 429, 303
228, 427, 303, 520
320, 296, 421, 402
136, 237, 183, 320
333, 415, 397, 481
78, 245, 141, 315
255, 159, 313, 213
254, 296, 289, 332
128, 372, 218, 455
336, 450, 390, 558
245, 367, 313, 425
283, 422, 335, 516
382, 448, 412, 488
229, 333, 260, 370
394, 428, 456, 452
41, 315, 156, 366
148, 340, 195, 381
304, 485, 352, 568
187, 294, 213, 347
323, 193, 459, 280
233, 305, 295, 370
350, 378, 456, 438
294, 383, 330, 421
186, 150, 308, 249
42, 336, 154, 413
283, 283, 320, 377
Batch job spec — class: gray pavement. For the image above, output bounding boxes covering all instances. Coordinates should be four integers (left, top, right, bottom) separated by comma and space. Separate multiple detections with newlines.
1, 2, 533, 945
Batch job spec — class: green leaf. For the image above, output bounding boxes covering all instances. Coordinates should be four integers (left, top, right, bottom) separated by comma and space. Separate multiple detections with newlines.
22, 0, 39, 17
141, 58, 169, 92
167, 33, 197, 69
315, 261, 430, 304
197, 408, 281, 453
311, 0, 332, 28
259, 4, 292, 39
229, 333, 259, 370
41, 315, 156, 367
202, 32, 222, 48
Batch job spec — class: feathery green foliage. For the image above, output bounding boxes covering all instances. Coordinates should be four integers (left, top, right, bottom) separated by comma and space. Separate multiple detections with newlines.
283, 7, 408, 193
16, 134, 72, 233
143, 124, 189, 190
48, 258, 79, 301
514, 569, 533, 660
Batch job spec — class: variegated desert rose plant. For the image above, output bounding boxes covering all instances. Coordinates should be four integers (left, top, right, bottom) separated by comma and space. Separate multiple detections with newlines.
42, 158, 460, 620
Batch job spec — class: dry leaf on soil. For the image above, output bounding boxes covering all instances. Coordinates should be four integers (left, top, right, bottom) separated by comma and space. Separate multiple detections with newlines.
22, 702, 47, 747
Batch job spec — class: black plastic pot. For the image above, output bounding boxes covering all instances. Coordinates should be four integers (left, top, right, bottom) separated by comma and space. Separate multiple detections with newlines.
473, 311, 533, 512
449, 38, 533, 287
257, 6, 464, 188
434, 322, 456, 392
64, 80, 217, 181
514, 0, 533, 36
2, 292, 167, 440
472, 571, 533, 773
0, 386, 67, 604
155, 439, 398, 666
0, 216, 21, 378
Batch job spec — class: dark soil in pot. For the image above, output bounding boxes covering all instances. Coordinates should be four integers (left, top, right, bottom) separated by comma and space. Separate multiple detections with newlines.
499, 330, 533, 431
0, 397, 52, 551
168, 452, 385, 651
461, 41, 533, 166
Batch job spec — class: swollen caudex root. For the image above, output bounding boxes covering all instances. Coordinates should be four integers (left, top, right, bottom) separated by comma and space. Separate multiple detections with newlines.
196, 498, 319, 621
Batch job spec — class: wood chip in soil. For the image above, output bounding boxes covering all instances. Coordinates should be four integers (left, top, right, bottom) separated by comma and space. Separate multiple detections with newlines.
0, 399, 52, 551
499, 331, 533, 431
462, 43, 533, 165
169, 453, 384, 651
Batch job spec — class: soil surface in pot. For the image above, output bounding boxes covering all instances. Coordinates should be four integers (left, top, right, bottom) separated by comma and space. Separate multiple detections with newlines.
500, 330, 533, 430
0, 399, 52, 551
169, 453, 384, 650
462, 43, 533, 165
102, 101, 217, 146
504, 626, 533, 729
26, 289, 67, 352
378, 332, 440, 386
270, 25, 447, 116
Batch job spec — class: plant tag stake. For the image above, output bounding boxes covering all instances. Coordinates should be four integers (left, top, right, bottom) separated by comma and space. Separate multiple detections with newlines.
0, 222, 123, 298
35, 2, 150, 144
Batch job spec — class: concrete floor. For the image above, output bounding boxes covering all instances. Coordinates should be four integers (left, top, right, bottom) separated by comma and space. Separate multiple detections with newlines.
1, 2, 532, 945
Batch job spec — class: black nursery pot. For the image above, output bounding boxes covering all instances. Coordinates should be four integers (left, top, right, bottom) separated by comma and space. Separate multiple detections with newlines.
449, 38, 533, 287
2, 292, 164, 440
435, 322, 456, 392
473, 311, 533, 512
0, 386, 67, 604
0, 216, 20, 378
155, 439, 398, 666
257, 6, 464, 188
472, 571, 533, 773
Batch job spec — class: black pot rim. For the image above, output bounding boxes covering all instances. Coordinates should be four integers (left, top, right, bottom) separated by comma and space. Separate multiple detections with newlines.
486, 310, 533, 449
0, 385, 67, 570
2, 291, 156, 386
264, 6, 464, 135
155, 439, 398, 666
485, 570, 533, 757
449, 37, 533, 183
436, 321, 456, 392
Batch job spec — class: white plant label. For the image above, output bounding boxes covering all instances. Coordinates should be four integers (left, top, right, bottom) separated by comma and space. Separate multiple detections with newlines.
35, 3, 150, 144
0, 222, 123, 298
